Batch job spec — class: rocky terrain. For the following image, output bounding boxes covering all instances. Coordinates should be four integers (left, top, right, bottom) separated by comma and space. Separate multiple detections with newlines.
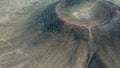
0, 0, 120, 68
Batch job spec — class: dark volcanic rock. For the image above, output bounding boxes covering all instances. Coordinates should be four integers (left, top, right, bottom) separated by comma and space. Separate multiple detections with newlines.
1, 0, 120, 68
22, 0, 120, 68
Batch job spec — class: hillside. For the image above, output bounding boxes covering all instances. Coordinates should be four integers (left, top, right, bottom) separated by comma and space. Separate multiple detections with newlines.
0, 0, 120, 68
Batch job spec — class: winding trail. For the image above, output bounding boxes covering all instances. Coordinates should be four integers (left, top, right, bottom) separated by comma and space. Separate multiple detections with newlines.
85, 26, 96, 68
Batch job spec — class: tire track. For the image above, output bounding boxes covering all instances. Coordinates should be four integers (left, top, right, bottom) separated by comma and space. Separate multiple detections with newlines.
0, 37, 47, 68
